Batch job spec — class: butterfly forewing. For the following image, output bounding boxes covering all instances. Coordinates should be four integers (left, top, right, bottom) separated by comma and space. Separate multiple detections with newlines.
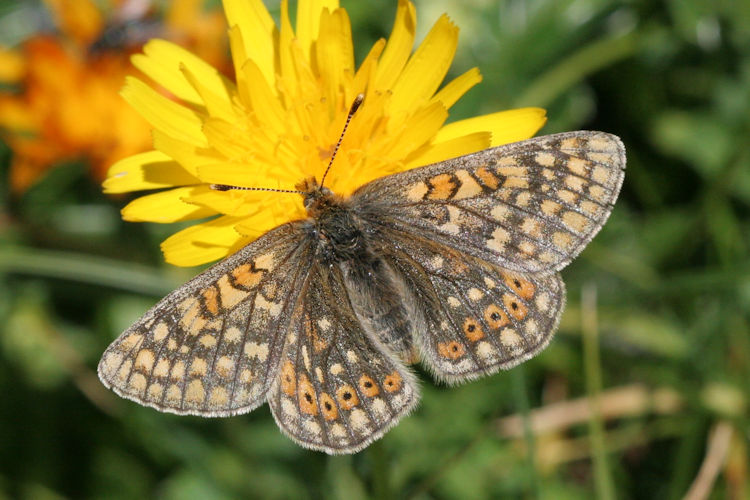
98, 223, 315, 416
354, 131, 625, 274
268, 263, 418, 453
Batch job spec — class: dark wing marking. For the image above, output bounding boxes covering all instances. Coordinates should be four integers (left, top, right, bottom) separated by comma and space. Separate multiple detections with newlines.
98, 222, 315, 416
377, 228, 565, 382
267, 262, 418, 454
353, 131, 625, 273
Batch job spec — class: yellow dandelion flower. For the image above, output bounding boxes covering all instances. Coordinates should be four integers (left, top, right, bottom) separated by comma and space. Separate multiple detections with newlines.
106, 0, 547, 267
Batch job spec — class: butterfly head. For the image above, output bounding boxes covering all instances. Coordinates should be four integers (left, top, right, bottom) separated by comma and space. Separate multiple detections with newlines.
297, 177, 343, 218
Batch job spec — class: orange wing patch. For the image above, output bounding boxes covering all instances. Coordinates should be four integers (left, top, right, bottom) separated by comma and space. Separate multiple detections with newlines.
231, 264, 264, 288
503, 274, 535, 300
475, 166, 500, 189
438, 341, 466, 360
202, 287, 220, 315
427, 173, 457, 200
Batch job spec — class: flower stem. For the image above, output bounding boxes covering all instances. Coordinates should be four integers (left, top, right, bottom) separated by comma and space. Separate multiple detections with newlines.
582, 284, 617, 500
511, 365, 541, 499
0, 246, 181, 296
515, 32, 638, 107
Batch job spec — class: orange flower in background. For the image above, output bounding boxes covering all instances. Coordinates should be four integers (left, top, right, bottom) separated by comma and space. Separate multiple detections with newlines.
0, 0, 229, 193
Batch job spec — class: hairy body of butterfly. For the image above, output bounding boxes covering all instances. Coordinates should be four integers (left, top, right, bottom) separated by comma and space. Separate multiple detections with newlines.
301, 178, 419, 363
99, 131, 626, 454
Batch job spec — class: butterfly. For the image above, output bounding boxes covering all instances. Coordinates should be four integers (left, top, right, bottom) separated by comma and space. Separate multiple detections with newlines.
98, 129, 625, 454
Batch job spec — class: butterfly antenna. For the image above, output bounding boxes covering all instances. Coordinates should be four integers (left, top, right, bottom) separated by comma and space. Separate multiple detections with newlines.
210, 184, 305, 194
320, 93, 364, 187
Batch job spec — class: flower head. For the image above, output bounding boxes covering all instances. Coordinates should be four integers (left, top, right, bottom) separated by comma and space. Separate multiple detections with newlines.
0, 0, 228, 192
105, 0, 547, 266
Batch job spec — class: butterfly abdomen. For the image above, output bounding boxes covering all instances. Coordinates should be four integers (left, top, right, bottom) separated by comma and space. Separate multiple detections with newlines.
341, 257, 417, 364
305, 190, 418, 363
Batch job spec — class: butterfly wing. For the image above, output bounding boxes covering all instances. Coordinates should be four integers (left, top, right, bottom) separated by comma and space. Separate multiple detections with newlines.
98, 222, 315, 416
267, 261, 418, 454
353, 131, 625, 274
349, 130, 624, 381
378, 230, 565, 381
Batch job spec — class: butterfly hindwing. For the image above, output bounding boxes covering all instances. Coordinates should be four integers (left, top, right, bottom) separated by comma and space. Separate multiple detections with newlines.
268, 262, 418, 454
353, 131, 625, 274
377, 230, 565, 382
98, 223, 314, 416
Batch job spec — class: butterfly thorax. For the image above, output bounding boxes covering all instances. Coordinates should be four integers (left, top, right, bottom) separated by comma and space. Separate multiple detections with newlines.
299, 178, 367, 264
297, 177, 418, 362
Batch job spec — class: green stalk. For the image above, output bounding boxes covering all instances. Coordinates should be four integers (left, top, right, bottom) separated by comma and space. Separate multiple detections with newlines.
511, 365, 540, 499
0, 246, 182, 296
582, 284, 617, 500
514, 33, 638, 107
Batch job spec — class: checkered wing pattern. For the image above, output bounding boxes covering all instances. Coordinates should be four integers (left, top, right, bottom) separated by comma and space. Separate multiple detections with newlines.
379, 231, 565, 382
267, 263, 418, 454
98, 223, 314, 416
354, 131, 625, 274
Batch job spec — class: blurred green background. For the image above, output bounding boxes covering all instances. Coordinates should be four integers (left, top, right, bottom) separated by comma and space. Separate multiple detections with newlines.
1, 0, 749, 498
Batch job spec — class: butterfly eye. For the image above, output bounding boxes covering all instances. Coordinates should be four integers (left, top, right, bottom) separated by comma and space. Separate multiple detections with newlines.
297, 376, 319, 415
503, 274, 536, 299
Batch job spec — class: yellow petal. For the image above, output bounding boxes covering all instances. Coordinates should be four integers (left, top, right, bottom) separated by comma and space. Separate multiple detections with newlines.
133, 39, 234, 108
432, 67, 482, 109
121, 77, 208, 146
372, 0, 416, 91
161, 215, 248, 266
196, 161, 302, 190
202, 118, 253, 161
222, 0, 278, 88
121, 187, 218, 223
435, 107, 547, 147
228, 25, 252, 106
315, 8, 354, 109
278, 0, 298, 100
131, 44, 201, 106
104, 151, 201, 193
384, 102, 448, 159
180, 65, 236, 122
404, 131, 491, 168
233, 197, 306, 237
241, 60, 287, 136
389, 14, 458, 116
297, 0, 339, 59
183, 185, 262, 217
288, 42, 320, 108
152, 130, 223, 177
352, 38, 385, 95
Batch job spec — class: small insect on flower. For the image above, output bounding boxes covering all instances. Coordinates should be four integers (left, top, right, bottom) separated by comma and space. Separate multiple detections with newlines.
98, 0, 625, 454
